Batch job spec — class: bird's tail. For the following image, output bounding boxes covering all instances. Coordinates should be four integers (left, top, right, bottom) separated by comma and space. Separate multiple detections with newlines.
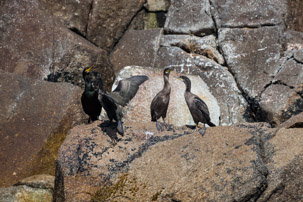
208, 121, 216, 127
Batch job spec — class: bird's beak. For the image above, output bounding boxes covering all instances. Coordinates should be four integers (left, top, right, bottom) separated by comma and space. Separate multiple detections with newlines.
85, 66, 93, 72
178, 77, 183, 80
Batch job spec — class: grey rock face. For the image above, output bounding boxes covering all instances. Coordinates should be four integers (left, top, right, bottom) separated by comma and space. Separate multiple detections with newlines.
86, 0, 145, 52
0, 72, 85, 187
155, 46, 249, 125
274, 59, 303, 87
110, 29, 163, 73
218, 26, 283, 99
259, 57, 303, 125
0, 0, 114, 90
294, 49, 303, 63
210, 0, 287, 28
164, 0, 215, 36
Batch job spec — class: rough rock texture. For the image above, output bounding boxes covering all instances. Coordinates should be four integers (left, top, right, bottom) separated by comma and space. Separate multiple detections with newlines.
86, 0, 145, 52
155, 46, 248, 125
218, 26, 283, 99
259, 84, 294, 124
285, 0, 303, 32
15, 175, 55, 190
111, 66, 220, 126
0, 0, 114, 90
278, 112, 303, 129
144, 0, 170, 11
258, 128, 303, 201
210, 0, 287, 28
110, 29, 163, 73
164, 0, 215, 35
38, 0, 92, 36
160, 34, 225, 65
0, 174, 54, 202
0, 72, 85, 187
54, 121, 271, 201
0, 185, 53, 202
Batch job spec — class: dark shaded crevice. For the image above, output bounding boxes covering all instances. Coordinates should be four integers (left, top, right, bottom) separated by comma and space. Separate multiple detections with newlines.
294, 57, 303, 65
68, 27, 100, 48
155, 11, 167, 28
215, 46, 257, 122
239, 123, 279, 201
69, 27, 87, 39
220, 23, 281, 29
109, 4, 146, 56
272, 80, 294, 89
208, 0, 218, 38
85, 0, 94, 36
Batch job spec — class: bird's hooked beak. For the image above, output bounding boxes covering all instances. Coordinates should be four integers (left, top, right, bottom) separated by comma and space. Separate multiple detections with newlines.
178, 76, 184, 81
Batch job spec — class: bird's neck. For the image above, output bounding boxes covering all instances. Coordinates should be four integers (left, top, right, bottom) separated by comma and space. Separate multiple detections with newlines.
85, 80, 94, 92
185, 82, 191, 92
163, 75, 171, 92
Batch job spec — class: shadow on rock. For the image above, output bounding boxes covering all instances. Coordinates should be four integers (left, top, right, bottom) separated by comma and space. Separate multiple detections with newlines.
99, 121, 120, 141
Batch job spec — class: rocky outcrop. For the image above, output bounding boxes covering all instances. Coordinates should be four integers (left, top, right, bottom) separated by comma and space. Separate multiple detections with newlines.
0, 175, 54, 202
53, 119, 303, 201
0, 0, 114, 90
258, 31, 303, 125
0, 72, 85, 187
164, 0, 215, 35
210, 0, 287, 28
285, 0, 303, 32
155, 46, 249, 125
218, 26, 283, 99
86, 0, 145, 52
38, 0, 92, 37
110, 29, 163, 73
110, 66, 220, 126
110, 29, 248, 125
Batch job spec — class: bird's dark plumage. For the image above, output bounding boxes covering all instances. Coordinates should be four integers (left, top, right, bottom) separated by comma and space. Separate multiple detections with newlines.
179, 75, 215, 135
150, 67, 172, 131
81, 66, 102, 123
99, 75, 148, 135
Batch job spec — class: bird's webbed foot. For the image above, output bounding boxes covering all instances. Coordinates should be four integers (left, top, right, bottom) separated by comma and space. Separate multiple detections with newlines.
117, 120, 124, 136
197, 123, 206, 137
156, 120, 163, 131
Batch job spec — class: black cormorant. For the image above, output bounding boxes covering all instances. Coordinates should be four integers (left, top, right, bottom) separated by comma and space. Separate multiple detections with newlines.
150, 67, 172, 131
81, 66, 102, 123
98, 75, 148, 135
178, 75, 215, 136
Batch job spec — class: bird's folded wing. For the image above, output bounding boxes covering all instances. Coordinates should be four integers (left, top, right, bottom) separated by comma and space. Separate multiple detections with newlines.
193, 96, 210, 118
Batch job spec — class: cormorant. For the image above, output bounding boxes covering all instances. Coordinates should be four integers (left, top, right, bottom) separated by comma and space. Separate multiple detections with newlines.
81, 66, 102, 123
150, 67, 172, 131
98, 75, 148, 135
178, 75, 215, 136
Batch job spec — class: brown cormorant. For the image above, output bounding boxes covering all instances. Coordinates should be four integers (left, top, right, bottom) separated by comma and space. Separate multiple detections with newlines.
150, 67, 172, 131
81, 66, 102, 123
98, 75, 148, 135
178, 75, 215, 136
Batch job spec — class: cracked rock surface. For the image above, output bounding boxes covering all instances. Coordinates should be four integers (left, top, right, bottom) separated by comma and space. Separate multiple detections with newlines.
0, 72, 85, 187
54, 119, 303, 201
